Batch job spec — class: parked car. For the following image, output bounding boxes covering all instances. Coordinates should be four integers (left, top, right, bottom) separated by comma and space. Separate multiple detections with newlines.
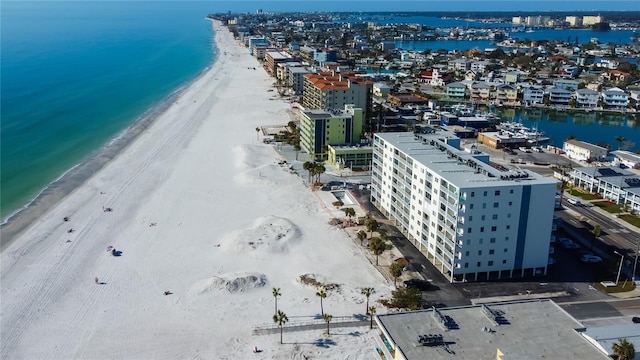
559, 238, 580, 249
518, 146, 532, 153
532, 146, 544, 153
580, 254, 603, 263
567, 198, 581, 206
403, 279, 433, 291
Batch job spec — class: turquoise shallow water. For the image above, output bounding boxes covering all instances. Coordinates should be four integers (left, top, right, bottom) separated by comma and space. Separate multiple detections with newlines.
1, 1, 217, 219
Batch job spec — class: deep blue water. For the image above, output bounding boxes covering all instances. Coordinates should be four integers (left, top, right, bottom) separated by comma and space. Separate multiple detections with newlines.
1, 1, 218, 218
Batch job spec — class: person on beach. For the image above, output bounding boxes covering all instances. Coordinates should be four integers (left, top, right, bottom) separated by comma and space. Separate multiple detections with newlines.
95, 277, 99, 284
63, 216, 69, 222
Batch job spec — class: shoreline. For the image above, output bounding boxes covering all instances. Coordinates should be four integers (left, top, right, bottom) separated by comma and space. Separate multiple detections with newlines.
1, 20, 392, 359
0, 26, 219, 250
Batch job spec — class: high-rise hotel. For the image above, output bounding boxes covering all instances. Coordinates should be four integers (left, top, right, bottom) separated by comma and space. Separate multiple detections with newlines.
371, 131, 557, 282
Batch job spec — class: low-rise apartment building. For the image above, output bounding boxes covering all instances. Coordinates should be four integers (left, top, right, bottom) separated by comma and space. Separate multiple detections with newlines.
371, 131, 557, 282
570, 166, 640, 212
563, 139, 608, 161
446, 82, 467, 99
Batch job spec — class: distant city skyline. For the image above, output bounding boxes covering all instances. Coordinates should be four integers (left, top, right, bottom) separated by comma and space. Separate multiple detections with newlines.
207, 0, 639, 13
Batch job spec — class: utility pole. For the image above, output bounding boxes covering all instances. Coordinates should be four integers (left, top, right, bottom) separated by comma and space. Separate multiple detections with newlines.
633, 240, 639, 284
615, 251, 625, 286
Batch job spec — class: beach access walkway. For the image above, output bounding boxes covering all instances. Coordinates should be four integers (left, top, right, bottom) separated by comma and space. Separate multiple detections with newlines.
252, 315, 370, 335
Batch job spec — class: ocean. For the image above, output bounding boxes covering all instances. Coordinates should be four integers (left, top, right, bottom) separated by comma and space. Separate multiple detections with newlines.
2, 2, 639, 222
1, 1, 218, 220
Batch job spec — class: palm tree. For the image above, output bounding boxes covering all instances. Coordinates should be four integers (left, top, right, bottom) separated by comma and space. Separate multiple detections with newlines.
344, 207, 356, 224
591, 224, 602, 251
313, 163, 325, 183
365, 218, 379, 239
389, 262, 404, 287
303, 161, 314, 183
272, 310, 289, 344
357, 230, 368, 246
368, 306, 377, 329
612, 338, 635, 360
255, 127, 261, 140
370, 237, 393, 265
322, 313, 333, 335
615, 135, 626, 150
272, 287, 281, 316
360, 287, 376, 314
316, 288, 327, 316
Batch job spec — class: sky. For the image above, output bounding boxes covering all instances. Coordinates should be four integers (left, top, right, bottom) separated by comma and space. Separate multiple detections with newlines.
203, 0, 639, 13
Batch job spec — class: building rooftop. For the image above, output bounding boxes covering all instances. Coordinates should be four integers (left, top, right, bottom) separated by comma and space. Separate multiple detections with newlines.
565, 139, 609, 152
376, 300, 608, 360
581, 324, 640, 358
376, 132, 556, 188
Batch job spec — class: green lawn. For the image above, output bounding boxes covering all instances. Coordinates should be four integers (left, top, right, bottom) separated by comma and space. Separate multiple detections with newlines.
568, 189, 601, 200
593, 201, 623, 213
619, 214, 640, 228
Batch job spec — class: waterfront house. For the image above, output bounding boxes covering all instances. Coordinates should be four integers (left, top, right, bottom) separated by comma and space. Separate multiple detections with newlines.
495, 84, 518, 105
601, 87, 628, 109
446, 82, 467, 99
522, 85, 544, 105
471, 82, 491, 103
563, 139, 608, 162
548, 88, 572, 107
575, 88, 599, 108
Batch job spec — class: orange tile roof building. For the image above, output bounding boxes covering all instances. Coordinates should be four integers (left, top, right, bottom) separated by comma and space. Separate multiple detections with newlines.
301, 71, 373, 120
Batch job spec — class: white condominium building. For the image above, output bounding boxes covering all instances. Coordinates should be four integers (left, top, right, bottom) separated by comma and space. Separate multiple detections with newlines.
371, 131, 557, 282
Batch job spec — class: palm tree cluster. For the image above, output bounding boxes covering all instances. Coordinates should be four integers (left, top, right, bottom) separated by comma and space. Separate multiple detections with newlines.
303, 161, 326, 184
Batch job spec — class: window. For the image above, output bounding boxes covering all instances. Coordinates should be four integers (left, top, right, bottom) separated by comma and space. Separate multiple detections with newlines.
464, 263, 469, 268
509, 189, 514, 194
506, 225, 511, 230
504, 248, 508, 252
466, 239, 471, 245
493, 202, 499, 208
467, 227, 472, 233
508, 201, 512, 206
468, 216, 473, 221
480, 227, 485, 232
481, 215, 485, 220
477, 261, 481, 267
478, 250, 482, 255
488, 261, 494, 266
505, 236, 509, 241
482, 203, 487, 209
490, 238, 496, 243
470, 204, 474, 209
465, 251, 470, 256
492, 214, 498, 220
491, 226, 497, 231
471, 191, 475, 197
483, 191, 488, 196
502, 259, 507, 264
495, 190, 501, 196
489, 249, 495, 255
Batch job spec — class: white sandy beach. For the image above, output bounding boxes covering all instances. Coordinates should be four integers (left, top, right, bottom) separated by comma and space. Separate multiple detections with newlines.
0, 21, 392, 359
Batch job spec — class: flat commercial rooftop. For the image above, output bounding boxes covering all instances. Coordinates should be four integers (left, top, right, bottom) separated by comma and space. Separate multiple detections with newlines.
376, 300, 608, 360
